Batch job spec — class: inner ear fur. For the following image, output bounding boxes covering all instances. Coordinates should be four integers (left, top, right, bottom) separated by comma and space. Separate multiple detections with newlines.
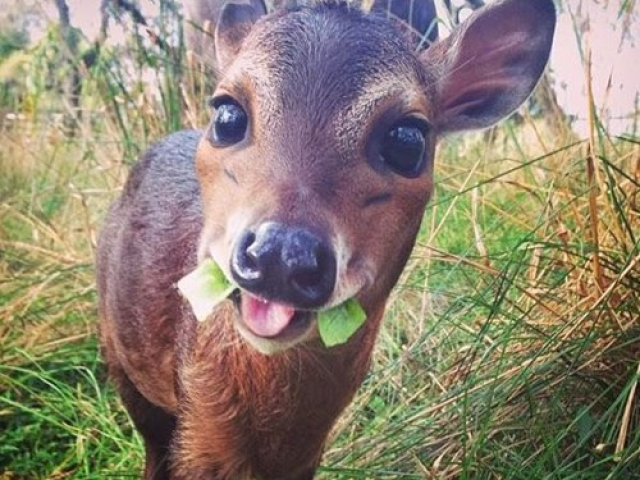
424, 0, 556, 133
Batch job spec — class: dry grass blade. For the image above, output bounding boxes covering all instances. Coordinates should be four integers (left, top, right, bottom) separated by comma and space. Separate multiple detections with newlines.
616, 362, 639, 457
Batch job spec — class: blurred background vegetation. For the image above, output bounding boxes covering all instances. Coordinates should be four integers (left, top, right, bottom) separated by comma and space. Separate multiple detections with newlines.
0, 0, 638, 479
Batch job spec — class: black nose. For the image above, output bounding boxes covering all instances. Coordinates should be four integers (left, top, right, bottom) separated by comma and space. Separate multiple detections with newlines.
231, 222, 336, 308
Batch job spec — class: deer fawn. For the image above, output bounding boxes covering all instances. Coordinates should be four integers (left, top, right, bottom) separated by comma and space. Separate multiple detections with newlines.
97, 0, 556, 478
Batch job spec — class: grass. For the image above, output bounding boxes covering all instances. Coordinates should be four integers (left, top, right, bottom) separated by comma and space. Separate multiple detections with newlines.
0, 343, 141, 479
1, 3, 639, 480
2, 119, 636, 480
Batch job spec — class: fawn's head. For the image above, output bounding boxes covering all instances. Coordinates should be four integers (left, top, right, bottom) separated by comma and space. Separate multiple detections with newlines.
189, 0, 556, 353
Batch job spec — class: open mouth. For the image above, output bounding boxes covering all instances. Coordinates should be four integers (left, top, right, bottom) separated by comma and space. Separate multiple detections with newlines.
176, 257, 367, 349
230, 291, 315, 341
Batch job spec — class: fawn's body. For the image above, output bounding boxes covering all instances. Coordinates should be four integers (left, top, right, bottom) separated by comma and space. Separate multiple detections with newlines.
97, 0, 556, 478
98, 131, 377, 479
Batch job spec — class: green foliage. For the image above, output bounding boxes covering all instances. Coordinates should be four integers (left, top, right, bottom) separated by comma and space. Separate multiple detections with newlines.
0, 28, 28, 61
0, 344, 142, 478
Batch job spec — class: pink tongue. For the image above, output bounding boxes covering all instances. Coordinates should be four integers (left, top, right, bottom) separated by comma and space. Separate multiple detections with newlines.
241, 294, 296, 338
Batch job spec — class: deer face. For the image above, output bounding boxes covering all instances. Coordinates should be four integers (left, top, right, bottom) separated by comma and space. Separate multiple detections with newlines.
192, 0, 556, 353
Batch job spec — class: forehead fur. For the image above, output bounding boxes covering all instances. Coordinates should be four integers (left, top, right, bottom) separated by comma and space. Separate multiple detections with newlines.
222, 2, 432, 129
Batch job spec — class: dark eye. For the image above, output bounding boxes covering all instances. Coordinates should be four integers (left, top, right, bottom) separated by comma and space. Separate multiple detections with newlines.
209, 97, 248, 146
380, 119, 429, 178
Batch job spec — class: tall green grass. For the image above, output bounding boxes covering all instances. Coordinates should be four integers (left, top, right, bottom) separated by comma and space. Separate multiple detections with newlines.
324, 125, 639, 479
1, 2, 638, 479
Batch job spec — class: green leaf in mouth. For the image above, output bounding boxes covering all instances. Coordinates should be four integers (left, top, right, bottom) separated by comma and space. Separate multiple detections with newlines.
177, 258, 236, 322
178, 259, 367, 344
317, 298, 367, 347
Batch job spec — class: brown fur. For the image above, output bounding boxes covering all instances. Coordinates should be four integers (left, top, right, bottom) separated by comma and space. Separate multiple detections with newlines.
172, 303, 384, 479
97, 1, 555, 479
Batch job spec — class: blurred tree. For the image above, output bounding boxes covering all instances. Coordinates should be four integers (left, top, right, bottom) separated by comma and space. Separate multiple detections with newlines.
0, 2, 34, 109
49, 0, 175, 134
52, 0, 83, 132
0, 0, 36, 55
0, 29, 28, 62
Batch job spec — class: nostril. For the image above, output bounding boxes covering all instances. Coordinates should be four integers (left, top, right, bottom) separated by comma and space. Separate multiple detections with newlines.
240, 254, 261, 280
291, 268, 324, 292
288, 243, 336, 305
232, 231, 262, 283
244, 238, 261, 271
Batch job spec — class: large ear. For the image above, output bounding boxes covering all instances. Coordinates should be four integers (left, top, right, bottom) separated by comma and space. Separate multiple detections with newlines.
424, 0, 556, 134
371, 0, 439, 45
184, 0, 267, 70
215, 0, 267, 70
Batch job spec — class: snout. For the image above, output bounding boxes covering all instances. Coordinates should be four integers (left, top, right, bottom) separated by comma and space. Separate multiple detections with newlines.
231, 222, 337, 309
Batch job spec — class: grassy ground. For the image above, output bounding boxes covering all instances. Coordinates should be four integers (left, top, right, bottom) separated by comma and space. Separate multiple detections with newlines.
1, 7, 639, 480
1, 111, 637, 480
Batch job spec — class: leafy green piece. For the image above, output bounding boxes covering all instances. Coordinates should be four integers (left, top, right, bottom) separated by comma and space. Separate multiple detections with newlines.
317, 298, 367, 347
177, 258, 236, 322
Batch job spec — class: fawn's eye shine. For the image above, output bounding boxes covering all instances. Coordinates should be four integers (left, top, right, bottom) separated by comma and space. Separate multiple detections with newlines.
210, 97, 248, 146
380, 119, 429, 178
